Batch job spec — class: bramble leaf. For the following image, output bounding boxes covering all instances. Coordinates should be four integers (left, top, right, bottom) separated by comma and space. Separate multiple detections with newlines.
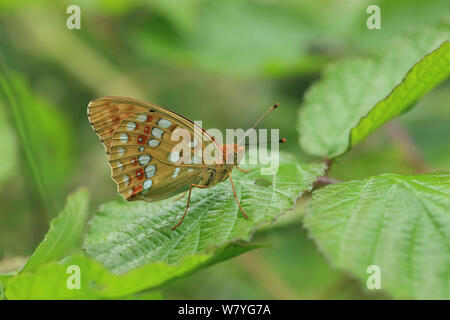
304, 172, 450, 299
22, 189, 90, 272
5, 244, 259, 299
0, 102, 17, 187
298, 23, 450, 158
84, 153, 325, 273
351, 41, 450, 147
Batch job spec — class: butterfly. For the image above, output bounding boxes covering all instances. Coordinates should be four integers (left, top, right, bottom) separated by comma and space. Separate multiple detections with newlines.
87, 96, 279, 230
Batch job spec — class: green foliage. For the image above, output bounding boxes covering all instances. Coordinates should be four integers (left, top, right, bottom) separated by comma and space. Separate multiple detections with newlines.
400, 87, 450, 170
1, 0, 450, 300
22, 189, 90, 272
132, 0, 450, 77
352, 0, 450, 52
84, 154, 326, 273
5, 244, 258, 299
351, 41, 450, 147
1, 186, 262, 299
1, 154, 323, 299
131, 0, 325, 76
0, 101, 17, 186
0, 274, 10, 300
304, 173, 450, 299
294, 21, 450, 300
298, 23, 450, 158
163, 226, 385, 299
0, 72, 75, 215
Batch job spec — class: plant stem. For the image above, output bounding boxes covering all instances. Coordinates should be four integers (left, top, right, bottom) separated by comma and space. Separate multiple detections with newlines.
313, 176, 341, 190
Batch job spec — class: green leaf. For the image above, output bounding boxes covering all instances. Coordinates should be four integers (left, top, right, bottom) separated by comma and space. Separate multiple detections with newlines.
84, 153, 325, 274
0, 101, 17, 186
0, 72, 75, 215
351, 41, 450, 147
148, 0, 206, 31
5, 243, 259, 299
298, 23, 450, 158
121, 291, 163, 300
304, 172, 450, 299
22, 189, 90, 272
0, 274, 10, 300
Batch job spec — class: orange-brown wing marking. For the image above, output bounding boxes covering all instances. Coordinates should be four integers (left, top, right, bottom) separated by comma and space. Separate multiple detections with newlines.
88, 96, 223, 201
89, 96, 223, 158
87, 97, 149, 153
108, 112, 208, 201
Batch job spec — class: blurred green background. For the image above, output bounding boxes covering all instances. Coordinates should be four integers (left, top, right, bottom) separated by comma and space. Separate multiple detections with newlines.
0, 0, 449, 299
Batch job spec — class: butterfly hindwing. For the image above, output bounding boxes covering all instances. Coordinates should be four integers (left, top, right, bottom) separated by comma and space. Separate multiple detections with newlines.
87, 97, 148, 153
88, 96, 221, 155
88, 96, 224, 201
108, 112, 206, 200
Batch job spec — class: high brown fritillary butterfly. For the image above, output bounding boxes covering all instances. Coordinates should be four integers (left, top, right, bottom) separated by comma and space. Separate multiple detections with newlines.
87, 96, 279, 230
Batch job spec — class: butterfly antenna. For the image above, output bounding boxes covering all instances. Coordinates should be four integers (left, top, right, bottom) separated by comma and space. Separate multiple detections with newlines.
243, 138, 286, 147
238, 103, 279, 145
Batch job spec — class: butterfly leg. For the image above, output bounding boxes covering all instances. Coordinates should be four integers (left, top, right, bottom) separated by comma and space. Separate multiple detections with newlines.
171, 184, 207, 230
228, 173, 249, 219
236, 165, 251, 173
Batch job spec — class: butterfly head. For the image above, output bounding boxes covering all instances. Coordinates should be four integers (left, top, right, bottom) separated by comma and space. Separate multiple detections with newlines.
222, 143, 245, 165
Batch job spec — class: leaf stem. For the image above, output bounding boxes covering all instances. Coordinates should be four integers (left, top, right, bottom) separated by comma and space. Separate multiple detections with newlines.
313, 176, 341, 189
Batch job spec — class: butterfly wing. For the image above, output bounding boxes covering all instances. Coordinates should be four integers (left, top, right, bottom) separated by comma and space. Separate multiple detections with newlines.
88, 96, 222, 201
87, 97, 148, 153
